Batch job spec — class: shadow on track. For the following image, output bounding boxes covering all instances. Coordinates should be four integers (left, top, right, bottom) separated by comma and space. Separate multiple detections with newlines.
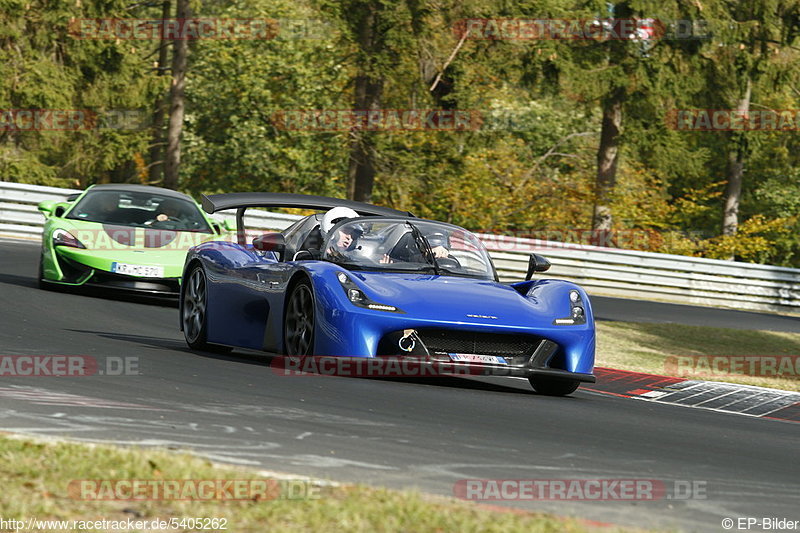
365, 374, 541, 395
68, 330, 577, 396
69, 329, 185, 351
44, 285, 179, 307
0, 272, 38, 289
68, 329, 272, 366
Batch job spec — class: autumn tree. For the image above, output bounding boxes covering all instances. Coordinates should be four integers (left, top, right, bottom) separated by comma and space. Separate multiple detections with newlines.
699, 0, 800, 238
164, 0, 190, 190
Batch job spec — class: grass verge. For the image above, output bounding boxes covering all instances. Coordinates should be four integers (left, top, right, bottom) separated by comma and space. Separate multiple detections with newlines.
0, 435, 644, 533
596, 321, 800, 391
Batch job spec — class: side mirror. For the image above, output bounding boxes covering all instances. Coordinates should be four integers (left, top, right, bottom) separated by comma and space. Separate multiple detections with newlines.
525, 253, 551, 280
253, 233, 286, 254
222, 219, 236, 232
54, 205, 67, 217
38, 200, 56, 218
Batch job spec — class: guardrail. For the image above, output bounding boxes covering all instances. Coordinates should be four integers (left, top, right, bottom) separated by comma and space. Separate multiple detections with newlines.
2, 180, 799, 313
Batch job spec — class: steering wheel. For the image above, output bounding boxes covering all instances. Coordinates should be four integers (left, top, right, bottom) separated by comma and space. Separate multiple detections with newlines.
436, 256, 461, 270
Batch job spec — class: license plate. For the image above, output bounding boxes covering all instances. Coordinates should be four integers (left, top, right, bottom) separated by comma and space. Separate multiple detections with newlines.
111, 262, 164, 278
447, 353, 508, 365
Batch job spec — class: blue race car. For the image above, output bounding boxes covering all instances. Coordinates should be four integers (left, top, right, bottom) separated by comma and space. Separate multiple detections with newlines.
180, 193, 595, 395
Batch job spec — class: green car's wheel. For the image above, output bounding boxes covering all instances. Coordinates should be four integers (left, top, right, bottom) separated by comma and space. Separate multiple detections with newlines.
284, 280, 315, 356
529, 376, 580, 396
182, 266, 231, 353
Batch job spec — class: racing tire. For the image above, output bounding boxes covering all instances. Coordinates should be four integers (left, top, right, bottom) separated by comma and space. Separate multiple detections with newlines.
284, 279, 316, 356
529, 376, 580, 396
182, 265, 232, 354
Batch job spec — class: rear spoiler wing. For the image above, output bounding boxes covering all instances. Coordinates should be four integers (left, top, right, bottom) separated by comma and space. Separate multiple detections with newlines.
201, 192, 415, 245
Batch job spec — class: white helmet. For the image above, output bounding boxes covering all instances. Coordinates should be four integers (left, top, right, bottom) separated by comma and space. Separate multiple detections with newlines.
321, 206, 359, 234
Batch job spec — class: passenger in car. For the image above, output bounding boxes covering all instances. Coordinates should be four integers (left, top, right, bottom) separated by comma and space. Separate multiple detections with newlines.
85, 193, 124, 224
380, 229, 450, 264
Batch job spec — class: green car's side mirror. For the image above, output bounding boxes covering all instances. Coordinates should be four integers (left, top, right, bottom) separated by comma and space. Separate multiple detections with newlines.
222, 219, 236, 232
38, 200, 56, 218
40, 201, 70, 218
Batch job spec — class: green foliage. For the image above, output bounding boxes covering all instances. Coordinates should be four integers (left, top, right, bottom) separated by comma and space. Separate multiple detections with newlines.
700, 214, 796, 263
3, 0, 800, 267
0, 0, 163, 186
179, 0, 352, 196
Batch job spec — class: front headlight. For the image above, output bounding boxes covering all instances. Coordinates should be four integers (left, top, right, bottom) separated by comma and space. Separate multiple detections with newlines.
52, 228, 86, 249
348, 288, 365, 303
337, 272, 404, 313
553, 290, 587, 325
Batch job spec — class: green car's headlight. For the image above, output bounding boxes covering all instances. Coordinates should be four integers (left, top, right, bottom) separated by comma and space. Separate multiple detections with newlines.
52, 228, 86, 249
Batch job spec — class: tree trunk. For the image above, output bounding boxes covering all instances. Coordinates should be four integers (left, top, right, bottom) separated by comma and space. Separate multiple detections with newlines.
164, 0, 189, 190
347, 76, 383, 202
346, 2, 383, 202
721, 76, 752, 237
148, 0, 171, 185
592, 86, 624, 232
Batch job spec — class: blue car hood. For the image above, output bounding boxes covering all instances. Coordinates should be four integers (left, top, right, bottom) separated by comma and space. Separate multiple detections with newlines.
351, 272, 561, 328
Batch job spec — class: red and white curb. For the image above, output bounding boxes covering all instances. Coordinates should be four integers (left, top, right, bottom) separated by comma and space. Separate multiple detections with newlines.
585, 367, 800, 422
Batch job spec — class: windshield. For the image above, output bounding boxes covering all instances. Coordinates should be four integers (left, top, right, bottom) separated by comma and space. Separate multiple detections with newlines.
322, 219, 495, 280
66, 190, 212, 233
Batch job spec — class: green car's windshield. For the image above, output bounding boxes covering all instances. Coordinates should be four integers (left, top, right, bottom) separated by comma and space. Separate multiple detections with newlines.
322, 219, 495, 280
66, 190, 212, 233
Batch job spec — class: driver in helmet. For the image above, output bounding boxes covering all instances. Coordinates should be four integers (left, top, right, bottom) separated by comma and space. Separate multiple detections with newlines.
297, 206, 361, 258
322, 207, 363, 257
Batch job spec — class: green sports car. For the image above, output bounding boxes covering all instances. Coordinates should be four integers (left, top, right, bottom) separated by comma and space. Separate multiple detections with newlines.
37, 184, 233, 295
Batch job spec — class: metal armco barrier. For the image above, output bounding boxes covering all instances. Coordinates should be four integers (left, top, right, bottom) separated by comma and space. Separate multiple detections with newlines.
2, 180, 799, 313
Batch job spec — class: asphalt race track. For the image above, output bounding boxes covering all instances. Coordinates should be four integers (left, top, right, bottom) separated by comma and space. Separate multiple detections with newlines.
591, 295, 800, 333
1, 239, 798, 532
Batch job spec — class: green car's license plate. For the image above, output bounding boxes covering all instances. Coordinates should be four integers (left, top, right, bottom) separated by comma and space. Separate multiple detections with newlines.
111, 262, 164, 278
